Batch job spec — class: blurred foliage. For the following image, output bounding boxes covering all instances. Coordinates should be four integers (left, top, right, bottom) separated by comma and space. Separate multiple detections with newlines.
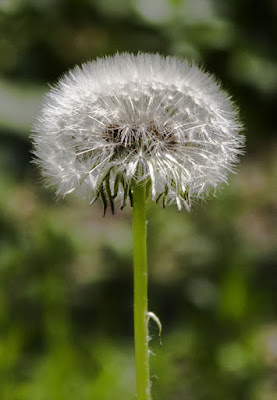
0, 0, 277, 399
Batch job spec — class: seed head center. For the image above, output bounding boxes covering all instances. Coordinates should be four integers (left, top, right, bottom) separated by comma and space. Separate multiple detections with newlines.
103, 121, 177, 155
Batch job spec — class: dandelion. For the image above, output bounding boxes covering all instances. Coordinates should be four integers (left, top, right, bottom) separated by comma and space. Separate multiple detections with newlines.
31, 53, 244, 400
32, 53, 244, 212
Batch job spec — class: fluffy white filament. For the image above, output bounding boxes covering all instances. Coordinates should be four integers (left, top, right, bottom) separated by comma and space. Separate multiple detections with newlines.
32, 53, 244, 211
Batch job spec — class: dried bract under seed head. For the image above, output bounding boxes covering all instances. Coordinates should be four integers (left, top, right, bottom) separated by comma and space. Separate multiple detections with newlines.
31, 53, 244, 212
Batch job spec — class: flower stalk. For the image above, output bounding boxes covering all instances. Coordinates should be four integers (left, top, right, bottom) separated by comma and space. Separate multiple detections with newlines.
132, 182, 151, 400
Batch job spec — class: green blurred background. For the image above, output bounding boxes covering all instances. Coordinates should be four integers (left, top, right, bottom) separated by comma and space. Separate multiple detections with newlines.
0, 0, 276, 399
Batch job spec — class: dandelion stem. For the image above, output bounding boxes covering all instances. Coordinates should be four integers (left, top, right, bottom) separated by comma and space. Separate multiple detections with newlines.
132, 182, 151, 400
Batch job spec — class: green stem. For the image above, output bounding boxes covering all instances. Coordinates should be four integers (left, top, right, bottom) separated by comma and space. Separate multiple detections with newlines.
132, 182, 151, 400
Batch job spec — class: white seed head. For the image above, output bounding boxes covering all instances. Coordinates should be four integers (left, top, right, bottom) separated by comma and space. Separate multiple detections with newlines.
31, 52, 244, 211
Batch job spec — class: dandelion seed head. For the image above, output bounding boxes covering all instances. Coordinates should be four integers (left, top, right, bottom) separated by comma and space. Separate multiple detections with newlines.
32, 53, 244, 211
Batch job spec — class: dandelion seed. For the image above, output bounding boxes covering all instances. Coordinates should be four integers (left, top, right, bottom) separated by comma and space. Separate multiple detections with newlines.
31, 53, 244, 211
